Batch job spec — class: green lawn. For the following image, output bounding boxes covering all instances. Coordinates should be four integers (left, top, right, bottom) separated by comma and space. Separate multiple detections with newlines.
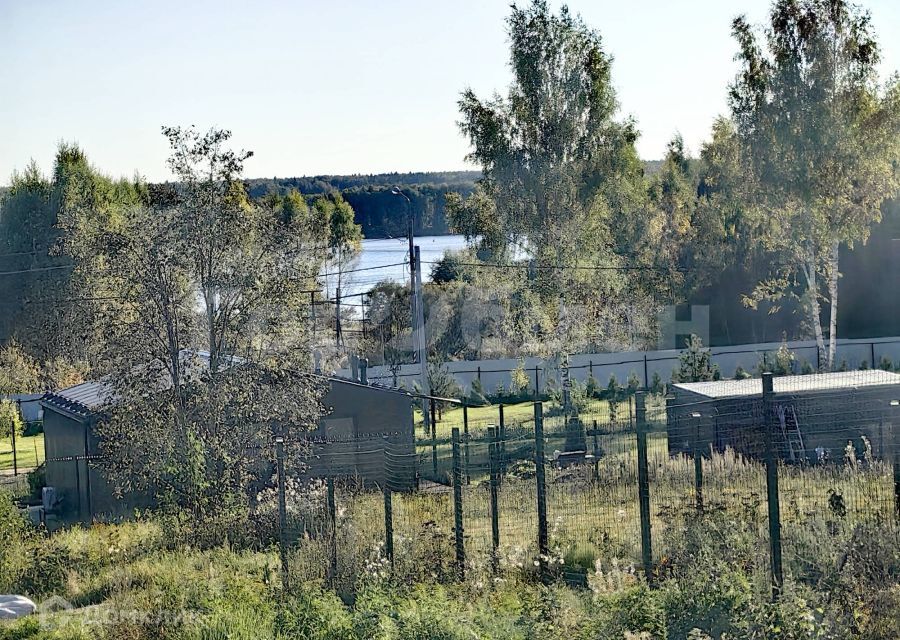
0, 432, 45, 473
415, 396, 649, 440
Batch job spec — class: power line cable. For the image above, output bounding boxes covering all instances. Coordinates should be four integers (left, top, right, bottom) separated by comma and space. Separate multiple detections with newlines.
0, 264, 73, 276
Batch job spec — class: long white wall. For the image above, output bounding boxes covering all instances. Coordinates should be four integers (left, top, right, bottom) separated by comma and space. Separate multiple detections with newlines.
338, 337, 900, 395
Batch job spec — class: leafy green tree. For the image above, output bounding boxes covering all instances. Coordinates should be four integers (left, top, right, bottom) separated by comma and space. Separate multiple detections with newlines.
60, 126, 326, 526
429, 251, 466, 285
729, 0, 900, 369
449, 2, 666, 356
365, 281, 412, 380
311, 191, 362, 295
0, 400, 23, 438
0, 147, 144, 364
644, 134, 697, 300
445, 186, 503, 259
456, 1, 643, 290
0, 341, 41, 396
263, 187, 312, 228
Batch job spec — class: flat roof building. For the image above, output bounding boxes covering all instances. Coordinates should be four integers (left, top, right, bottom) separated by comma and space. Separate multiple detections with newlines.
667, 370, 900, 463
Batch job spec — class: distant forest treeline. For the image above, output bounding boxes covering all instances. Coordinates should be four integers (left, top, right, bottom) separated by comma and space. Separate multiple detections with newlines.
244, 171, 480, 238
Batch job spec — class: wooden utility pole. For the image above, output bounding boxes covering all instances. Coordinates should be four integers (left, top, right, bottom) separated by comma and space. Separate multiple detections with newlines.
414, 247, 430, 430
335, 287, 342, 348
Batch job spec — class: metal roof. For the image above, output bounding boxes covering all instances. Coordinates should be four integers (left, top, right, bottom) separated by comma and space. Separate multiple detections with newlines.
41, 350, 224, 417
42, 352, 414, 418
50, 380, 111, 411
673, 369, 900, 399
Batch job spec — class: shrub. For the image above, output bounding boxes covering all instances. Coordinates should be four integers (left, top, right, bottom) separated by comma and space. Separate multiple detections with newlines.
26, 463, 45, 502
586, 374, 600, 398
563, 542, 597, 578
0, 493, 36, 592
0, 400, 24, 439
626, 371, 641, 394
275, 583, 353, 640
466, 378, 491, 407
674, 335, 719, 383
427, 363, 461, 416
429, 252, 465, 285
583, 584, 667, 639
510, 360, 531, 397
606, 375, 621, 422
649, 372, 664, 395
733, 365, 751, 380
757, 339, 795, 376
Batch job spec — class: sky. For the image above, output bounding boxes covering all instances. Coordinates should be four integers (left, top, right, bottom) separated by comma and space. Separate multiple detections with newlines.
2, 0, 900, 185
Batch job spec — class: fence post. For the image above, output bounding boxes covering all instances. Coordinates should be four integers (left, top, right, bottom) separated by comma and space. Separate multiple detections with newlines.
534, 366, 540, 400
383, 440, 395, 566
463, 403, 471, 485
762, 372, 783, 598
488, 426, 501, 573
692, 411, 704, 512
430, 397, 437, 432
274, 434, 289, 593
12, 399, 20, 476
534, 401, 549, 573
635, 392, 653, 583
592, 419, 600, 482
327, 474, 337, 582
431, 407, 438, 480
451, 427, 466, 578
891, 400, 900, 521
498, 404, 507, 476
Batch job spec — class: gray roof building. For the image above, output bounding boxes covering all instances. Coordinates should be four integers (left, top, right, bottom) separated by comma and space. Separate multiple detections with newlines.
40, 357, 417, 524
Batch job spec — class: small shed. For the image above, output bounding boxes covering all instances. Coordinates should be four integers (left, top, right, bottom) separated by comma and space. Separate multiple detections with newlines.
40, 372, 416, 523
667, 370, 900, 463
305, 376, 417, 486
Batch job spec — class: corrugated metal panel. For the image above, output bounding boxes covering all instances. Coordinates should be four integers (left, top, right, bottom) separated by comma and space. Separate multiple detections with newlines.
672, 370, 900, 399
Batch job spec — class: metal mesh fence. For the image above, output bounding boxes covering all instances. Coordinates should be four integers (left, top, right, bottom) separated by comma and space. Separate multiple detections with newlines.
272, 370, 900, 592
0, 428, 45, 476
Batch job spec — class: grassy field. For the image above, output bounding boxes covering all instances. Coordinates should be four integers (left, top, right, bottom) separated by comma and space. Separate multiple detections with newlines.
2, 438, 898, 638
321, 438, 898, 578
415, 396, 648, 441
2, 395, 897, 638
0, 432, 44, 473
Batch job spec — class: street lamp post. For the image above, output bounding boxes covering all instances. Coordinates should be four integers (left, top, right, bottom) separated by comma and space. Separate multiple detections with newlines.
392, 187, 430, 432
391, 186, 417, 364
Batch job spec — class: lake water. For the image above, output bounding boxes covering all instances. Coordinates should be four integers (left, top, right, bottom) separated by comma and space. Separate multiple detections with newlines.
320, 234, 469, 299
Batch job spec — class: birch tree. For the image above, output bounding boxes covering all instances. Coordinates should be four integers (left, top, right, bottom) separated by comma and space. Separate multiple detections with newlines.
730, 0, 900, 368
